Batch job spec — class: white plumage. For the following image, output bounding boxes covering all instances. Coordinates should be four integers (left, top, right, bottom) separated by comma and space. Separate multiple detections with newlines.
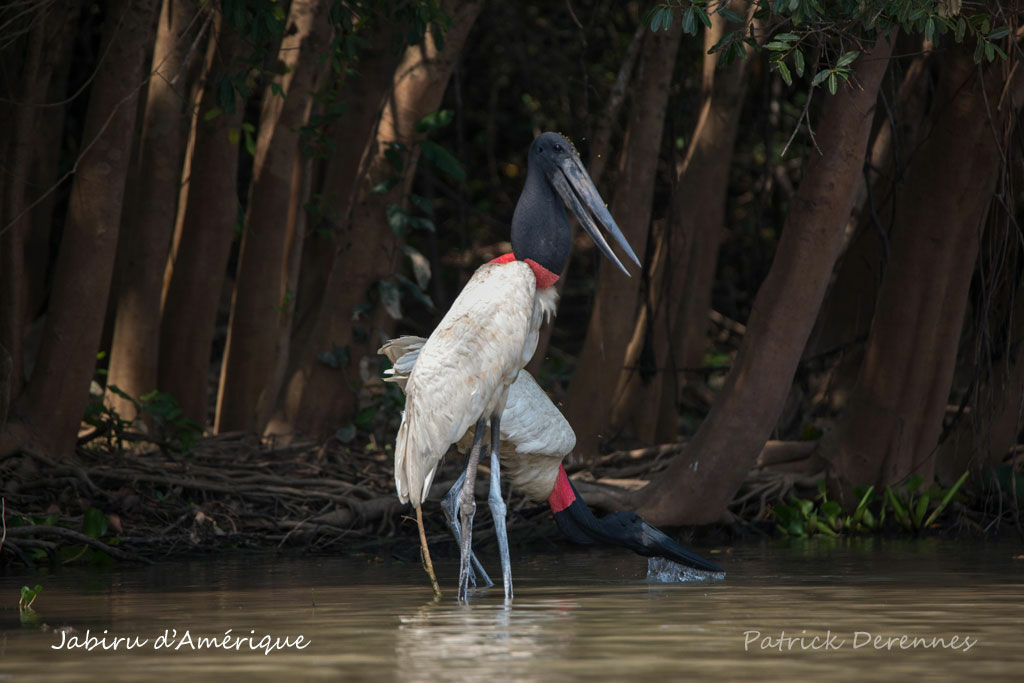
380, 132, 641, 601
382, 330, 574, 503
390, 260, 559, 507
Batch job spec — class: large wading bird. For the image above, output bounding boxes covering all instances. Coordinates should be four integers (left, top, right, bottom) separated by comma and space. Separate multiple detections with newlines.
381, 337, 724, 592
383, 132, 722, 602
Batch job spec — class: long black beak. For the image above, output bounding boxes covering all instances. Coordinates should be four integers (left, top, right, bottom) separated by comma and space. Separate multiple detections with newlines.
553, 480, 724, 574
550, 154, 641, 276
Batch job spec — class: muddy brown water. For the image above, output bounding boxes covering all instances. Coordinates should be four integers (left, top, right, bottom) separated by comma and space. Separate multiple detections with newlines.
1, 537, 1021, 681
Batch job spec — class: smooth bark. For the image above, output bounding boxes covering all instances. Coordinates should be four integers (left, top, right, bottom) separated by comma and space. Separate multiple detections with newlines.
611, 6, 753, 443
3, 0, 160, 457
215, 0, 331, 433
107, 0, 199, 420
291, 38, 406, 361
632, 35, 895, 525
827, 45, 1022, 499
158, 13, 247, 425
564, 23, 682, 457
267, 0, 483, 439
804, 49, 932, 412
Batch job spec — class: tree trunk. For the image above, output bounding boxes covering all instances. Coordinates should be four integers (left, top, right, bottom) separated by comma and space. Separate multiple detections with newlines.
158, 13, 247, 425
937, 273, 1024, 485
214, 0, 331, 433
266, 0, 483, 440
23, 3, 80, 338
611, 6, 753, 443
826, 45, 1022, 500
2, 0, 159, 457
106, 0, 199, 420
631, 34, 895, 525
291, 38, 406, 362
0, 10, 46, 408
804, 48, 932, 412
564, 22, 682, 457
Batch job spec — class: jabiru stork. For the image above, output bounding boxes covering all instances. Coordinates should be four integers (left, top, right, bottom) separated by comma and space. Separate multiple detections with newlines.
382, 336, 724, 587
385, 132, 719, 602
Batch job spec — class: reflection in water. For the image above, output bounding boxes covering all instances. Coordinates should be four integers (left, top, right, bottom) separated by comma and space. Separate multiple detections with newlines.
1, 540, 1022, 681
396, 599, 573, 682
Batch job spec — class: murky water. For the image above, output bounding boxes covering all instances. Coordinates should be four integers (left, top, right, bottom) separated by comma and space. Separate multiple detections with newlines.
1, 538, 1021, 681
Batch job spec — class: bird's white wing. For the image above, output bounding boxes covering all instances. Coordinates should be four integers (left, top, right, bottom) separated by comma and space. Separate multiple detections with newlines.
393, 261, 536, 507
382, 332, 575, 503
379, 336, 424, 390
496, 370, 575, 500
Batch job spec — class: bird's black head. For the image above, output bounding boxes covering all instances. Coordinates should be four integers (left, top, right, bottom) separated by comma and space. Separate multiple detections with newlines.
511, 132, 640, 278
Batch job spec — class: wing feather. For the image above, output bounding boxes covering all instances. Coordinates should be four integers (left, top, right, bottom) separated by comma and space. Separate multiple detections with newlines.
393, 261, 536, 506
383, 328, 575, 503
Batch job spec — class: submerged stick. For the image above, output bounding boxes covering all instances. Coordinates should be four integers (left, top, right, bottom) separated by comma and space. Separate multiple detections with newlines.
415, 505, 442, 600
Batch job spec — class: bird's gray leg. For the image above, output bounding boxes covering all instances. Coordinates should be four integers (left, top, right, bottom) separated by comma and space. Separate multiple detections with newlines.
487, 413, 513, 601
442, 469, 493, 588
457, 417, 487, 603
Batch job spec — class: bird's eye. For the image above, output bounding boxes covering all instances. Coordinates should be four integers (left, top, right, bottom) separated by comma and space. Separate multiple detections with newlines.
554, 143, 564, 153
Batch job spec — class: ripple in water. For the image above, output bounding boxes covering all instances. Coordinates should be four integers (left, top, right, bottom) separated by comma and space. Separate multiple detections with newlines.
646, 557, 727, 583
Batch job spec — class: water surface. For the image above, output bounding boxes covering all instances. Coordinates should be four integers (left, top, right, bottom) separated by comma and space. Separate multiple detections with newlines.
1, 538, 1021, 681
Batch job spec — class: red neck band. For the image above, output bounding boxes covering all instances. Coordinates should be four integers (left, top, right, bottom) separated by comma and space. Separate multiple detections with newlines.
489, 252, 560, 289
547, 464, 576, 513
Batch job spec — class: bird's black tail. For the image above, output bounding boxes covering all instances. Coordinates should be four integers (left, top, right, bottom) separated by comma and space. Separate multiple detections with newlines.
548, 466, 724, 574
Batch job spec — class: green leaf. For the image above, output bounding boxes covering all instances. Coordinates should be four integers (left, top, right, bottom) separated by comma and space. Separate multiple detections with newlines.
418, 140, 466, 181
776, 60, 792, 86
415, 109, 454, 133
827, 72, 838, 95
408, 193, 435, 216
649, 7, 671, 31
719, 7, 742, 24
885, 486, 911, 529
793, 48, 805, 76
386, 203, 408, 236
681, 7, 696, 35
923, 470, 969, 527
852, 485, 874, 524
403, 245, 432, 289
766, 41, 791, 51
925, 17, 935, 42
836, 50, 859, 67
987, 26, 1009, 41
793, 497, 813, 517
353, 406, 378, 430
378, 279, 402, 320
82, 508, 108, 539
821, 500, 842, 518
395, 273, 435, 310
695, 6, 712, 29
903, 474, 924, 494
912, 494, 930, 527
775, 33, 799, 42
811, 69, 830, 87
955, 16, 966, 42
370, 177, 398, 195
